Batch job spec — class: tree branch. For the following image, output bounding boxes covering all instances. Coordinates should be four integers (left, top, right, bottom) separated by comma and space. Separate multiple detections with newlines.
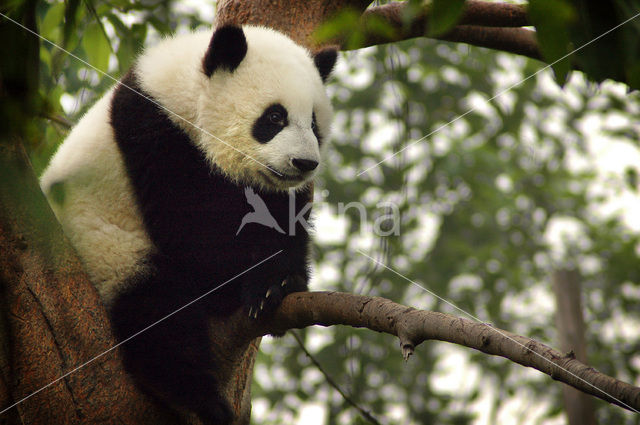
240, 292, 640, 412
458, 0, 530, 27
436, 26, 540, 60
367, 0, 530, 30
359, 2, 541, 61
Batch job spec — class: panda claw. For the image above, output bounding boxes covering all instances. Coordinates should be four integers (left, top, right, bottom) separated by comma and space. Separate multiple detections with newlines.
260, 300, 264, 310
281, 279, 287, 287
253, 310, 259, 319
266, 288, 272, 298
248, 307, 254, 318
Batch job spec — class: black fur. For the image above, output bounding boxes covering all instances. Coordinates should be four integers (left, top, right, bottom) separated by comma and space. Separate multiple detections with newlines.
313, 48, 338, 83
312, 112, 323, 146
109, 71, 311, 424
252, 103, 288, 144
203, 25, 248, 77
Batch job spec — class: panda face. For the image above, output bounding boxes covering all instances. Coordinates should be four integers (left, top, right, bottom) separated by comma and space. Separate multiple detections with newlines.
250, 102, 321, 190
193, 25, 336, 192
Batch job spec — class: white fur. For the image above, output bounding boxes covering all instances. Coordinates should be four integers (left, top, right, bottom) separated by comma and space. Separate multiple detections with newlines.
41, 26, 333, 304
40, 89, 153, 302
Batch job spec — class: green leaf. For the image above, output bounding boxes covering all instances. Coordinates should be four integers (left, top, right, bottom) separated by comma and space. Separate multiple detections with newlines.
529, 0, 576, 85
104, 13, 144, 73
49, 3, 83, 76
364, 13, 397, 41
428, 0, 466, 36
82, 21, 111, 72
625, 63, 640, 91
104, 12, 128, 34
313, 8, 362, 48
148, 15, 172, 36
62, 0, 81, 48
625, 167, 638, 192
40, 2, 65, 40
39, 45, 52, 69
402, 0, 427, 28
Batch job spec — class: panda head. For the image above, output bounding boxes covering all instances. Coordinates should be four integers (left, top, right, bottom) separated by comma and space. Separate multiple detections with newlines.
195, 25, 337, 192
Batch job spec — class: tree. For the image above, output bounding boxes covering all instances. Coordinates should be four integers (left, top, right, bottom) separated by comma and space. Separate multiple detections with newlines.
1, 0, 640, 424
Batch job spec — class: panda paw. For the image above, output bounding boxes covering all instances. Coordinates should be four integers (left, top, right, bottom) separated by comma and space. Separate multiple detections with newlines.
246, 282, 284, 319
245, 274, 307, 319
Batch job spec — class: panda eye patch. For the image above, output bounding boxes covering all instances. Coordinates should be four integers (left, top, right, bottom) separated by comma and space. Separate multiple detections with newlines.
252, 103, 289, 144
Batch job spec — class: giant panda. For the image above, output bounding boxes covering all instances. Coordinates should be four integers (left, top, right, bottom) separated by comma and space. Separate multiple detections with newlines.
40, 25, 337, 423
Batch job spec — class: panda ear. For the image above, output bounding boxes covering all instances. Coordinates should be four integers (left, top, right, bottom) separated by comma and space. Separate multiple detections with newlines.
313, 48, 338, 83
202, 25, 248, 77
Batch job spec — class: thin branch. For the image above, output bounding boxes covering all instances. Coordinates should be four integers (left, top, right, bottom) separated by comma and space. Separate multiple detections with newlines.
291, 331, 382, 425
242, 292, 640, 412
40, 113, 73, 129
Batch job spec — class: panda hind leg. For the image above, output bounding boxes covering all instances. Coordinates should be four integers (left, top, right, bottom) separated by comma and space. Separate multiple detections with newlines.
109, 283, 233, 424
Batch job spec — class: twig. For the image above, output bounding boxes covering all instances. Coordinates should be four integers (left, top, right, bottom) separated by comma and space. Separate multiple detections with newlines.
41, 113, 73, 129
291, 331, 382, 425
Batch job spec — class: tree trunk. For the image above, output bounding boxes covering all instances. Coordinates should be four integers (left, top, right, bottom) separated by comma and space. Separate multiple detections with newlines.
553, 269, 597, 425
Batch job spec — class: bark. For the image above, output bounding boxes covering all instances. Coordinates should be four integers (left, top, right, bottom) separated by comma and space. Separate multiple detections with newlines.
215, 0, 369, 47
553, 270, 597, 425
0, 143, 173, 424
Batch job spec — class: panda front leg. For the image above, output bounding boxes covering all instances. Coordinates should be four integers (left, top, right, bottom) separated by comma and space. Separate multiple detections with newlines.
109, 278, 233, 424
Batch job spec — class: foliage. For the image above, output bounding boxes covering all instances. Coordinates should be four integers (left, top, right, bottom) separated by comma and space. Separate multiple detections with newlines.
530, 0, 640, 89
3, 0, 207, 172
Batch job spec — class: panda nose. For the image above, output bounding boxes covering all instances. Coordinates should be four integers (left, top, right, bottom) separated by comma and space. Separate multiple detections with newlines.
291, 158, 319, 172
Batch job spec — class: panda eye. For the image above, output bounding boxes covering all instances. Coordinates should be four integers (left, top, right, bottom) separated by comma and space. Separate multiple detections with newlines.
269, 112, 284, 125
253, 104, 288, 143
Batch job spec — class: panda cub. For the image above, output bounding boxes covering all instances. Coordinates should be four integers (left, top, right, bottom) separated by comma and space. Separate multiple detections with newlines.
40, 25, 336, 423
